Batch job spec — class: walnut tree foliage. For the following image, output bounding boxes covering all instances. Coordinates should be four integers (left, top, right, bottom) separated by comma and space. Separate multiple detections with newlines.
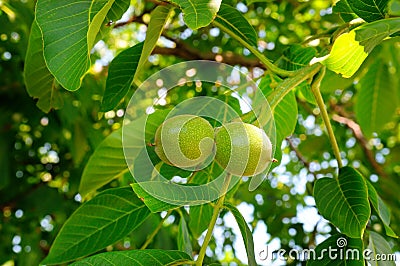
1, 0, 400, 265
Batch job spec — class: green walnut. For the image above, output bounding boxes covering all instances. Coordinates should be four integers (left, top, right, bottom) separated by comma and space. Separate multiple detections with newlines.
154, 115, 214, 169
214, 122, 272, 176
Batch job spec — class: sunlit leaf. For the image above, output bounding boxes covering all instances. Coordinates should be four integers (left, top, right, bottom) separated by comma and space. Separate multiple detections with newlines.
314, 18, 400, 78
41, 187, 151, 265
313, 166, 370, 238
69, 249, 192, 265
169, 0, 221, 29
35, 0, 122, 90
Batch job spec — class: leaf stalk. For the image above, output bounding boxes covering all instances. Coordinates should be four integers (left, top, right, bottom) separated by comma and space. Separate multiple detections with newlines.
311, 66, 343, 168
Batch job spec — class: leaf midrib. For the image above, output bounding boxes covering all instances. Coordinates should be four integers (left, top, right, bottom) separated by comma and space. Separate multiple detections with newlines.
50, 195, 146, 262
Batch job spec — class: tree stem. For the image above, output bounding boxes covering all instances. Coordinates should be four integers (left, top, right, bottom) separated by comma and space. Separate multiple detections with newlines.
311, 67, 343, 168
196, 174, 232, 265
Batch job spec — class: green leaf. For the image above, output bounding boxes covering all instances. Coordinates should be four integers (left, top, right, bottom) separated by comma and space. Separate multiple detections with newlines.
315, 18, 400, 78
41, 187, 151, 265
24, 20, 63, 113
101, 42, 144, 111
214, 3, 257, 47
69, 249, 192, 265
320, 69, 355, 93
348, 0, 389, 22
367, 231, 396, 266
188, 204, 213, 237
178, 214, 193, 257
224, 202, 257, 266
79, 116, 145, 198
187, 162, 221, 237
35, 0, 92, 90
131, 183, 179, 212
135, 5, 172, 80
78, 127, 126, 198
159, 163, 192, 180
88, 0, 118, 50
366, 181, 398, 238
355, 59, 398, 137
276, 44, 316, 71
313, 166, 370, 238
260, 75, 298, 164
306, 234, 364, 265
92, 0, 131, 42
35, 0, 120, 91
169, 0, 221, 29
275, 44, 316, 105
79, 110, 168, 198
333, 0, 359, 22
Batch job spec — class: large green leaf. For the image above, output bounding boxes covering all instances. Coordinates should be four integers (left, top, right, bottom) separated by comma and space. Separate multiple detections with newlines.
313, 167, 370, 238
79, 111, 164, 198
348, 0, 389, 22
316, 18, 400, 78
333, 0, 359, 22
366, 181, 398, 238
367, 231, 396, 266
169, 0, 221, 29
91, 0, 131, 42
355, 59, 398, 137
224, 202, 257, 266
259, 75, 298, 164
78, 126, 127, 198
307, 234, 364, 265
69, 249, 192, 265
178, 214, 193, 257
79, 109, 169, 198
35, 0, 92, 90
188, 203, 213, 237
276, 44, 316, 105
24, 20, 63, 113
135, 5, 172, 80
35, 0, 120, 90
41, 187, 151, 265
214, 3, 257, 47
101, 42, 144, 111
131, 183, 179, 212
276, 44, 316, 71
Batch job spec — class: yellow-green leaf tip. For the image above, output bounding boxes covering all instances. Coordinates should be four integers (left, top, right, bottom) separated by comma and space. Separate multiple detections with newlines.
311, 31, 368, 78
